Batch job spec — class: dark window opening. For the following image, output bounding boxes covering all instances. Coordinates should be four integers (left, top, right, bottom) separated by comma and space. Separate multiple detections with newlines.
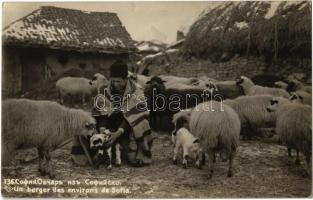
58, 54, 69, 65
79, 63, 87, 70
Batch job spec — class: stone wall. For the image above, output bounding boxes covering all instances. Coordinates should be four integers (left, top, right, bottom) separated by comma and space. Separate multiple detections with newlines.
148, 56, 268, 81
147, 54, 311, 83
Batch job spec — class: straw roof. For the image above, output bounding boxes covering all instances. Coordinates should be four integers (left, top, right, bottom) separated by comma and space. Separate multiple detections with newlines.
183, 1, 311, 62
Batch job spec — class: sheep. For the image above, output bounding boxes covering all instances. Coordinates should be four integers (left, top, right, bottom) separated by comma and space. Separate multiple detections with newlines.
144, 76, 219, 132
224, 95, 276, 139
159, 75, 208, 90
267, 97, 312, 173
215, 80, 244, 99
290, 90, 312, 105
128, 71, 151, 89
90, 128, 121, 170
274, 81, 288, 90
237, 76, 290, 98
189, 101, 241, 178
251, 74, 287, 87
90, 73, 109, 93
172, 128, 204, 169
286, 79, 312, 94
56, 74, 107, 105
2, 98, 97, 178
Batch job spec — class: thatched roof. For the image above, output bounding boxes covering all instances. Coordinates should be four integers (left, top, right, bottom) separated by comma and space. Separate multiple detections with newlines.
3, 6, 136, 54
183, 1, 311, 62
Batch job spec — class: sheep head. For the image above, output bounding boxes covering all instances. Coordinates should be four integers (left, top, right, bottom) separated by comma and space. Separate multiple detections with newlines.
90, 73, 109, 89
145, 76, 166, 92
90, 127, 111, 149
81, 121, 97, 138
266, 97, 290, 112
289, 92, 304, 104
236, 76, 255, 94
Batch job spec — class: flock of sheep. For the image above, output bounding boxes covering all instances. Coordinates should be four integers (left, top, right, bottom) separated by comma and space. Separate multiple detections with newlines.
132, 73, 312, 178
2, 70, 312, 179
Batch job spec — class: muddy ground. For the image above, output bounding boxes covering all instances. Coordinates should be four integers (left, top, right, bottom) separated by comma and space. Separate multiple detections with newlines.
1, 133, 312, 198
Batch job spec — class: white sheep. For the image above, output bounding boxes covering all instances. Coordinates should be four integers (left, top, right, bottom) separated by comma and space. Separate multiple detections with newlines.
128, 71, 151, 89
172, 127, 203, 169
267, 97, 312, 173
90, 128, 121, 170
274, 81, 288, 90
237, 76, 290, 98
189, 101, 241, 178
287, 79, 312, 94
56, 74, 107, 105
224, 95, 276, 138
90, 73, 109, 93
159, 75, 208, 90
290, 90, 312, 105
2, 98, 97, 178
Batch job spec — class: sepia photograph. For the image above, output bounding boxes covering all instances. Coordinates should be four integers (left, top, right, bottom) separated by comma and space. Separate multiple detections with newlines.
1, 1, 312, 198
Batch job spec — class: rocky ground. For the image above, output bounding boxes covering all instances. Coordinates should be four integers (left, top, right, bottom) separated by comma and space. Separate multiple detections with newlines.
2, 133, 312, 198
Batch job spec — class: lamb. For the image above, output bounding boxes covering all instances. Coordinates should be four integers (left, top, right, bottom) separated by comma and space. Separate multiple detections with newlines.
172, 127, 204, 169
237, 76, 290, 98
224, 95, 276, 139
189, 101, 241, 178
290, 90, 312, 105
90, 128, 121, 169
2, 98, 97, 178
267, 97, 312, 173
56, 74, 107, 105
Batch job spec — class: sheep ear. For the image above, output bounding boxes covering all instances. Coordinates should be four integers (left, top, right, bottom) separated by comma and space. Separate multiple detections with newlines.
162, 80, 167, 83
146, 80, 152, 84
193, 138, 200, 143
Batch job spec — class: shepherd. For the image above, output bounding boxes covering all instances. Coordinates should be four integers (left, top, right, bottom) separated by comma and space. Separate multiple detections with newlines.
71, 60, 156, 167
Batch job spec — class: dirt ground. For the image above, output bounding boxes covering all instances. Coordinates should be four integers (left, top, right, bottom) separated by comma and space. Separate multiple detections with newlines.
1, 133, 312, 198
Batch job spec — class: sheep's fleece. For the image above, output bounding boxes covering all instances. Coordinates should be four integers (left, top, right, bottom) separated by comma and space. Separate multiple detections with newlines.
2, 98, 96, 166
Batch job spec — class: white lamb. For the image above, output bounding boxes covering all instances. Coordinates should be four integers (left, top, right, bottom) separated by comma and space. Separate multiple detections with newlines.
172, 127, 203, 169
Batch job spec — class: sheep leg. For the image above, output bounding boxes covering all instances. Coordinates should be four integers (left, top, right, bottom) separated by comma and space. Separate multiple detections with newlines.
288, 147, 292, 157
43, 149, 55, 179
107, 147, 112, 170
227, 152, 235, 177
115, 144, 121, 167
305, 154, 311, 176
172, 143, 180, 165
207, 150, 215, 179
201, 152, 206, 166
37, 147, 45, 175
182, 146, 189, 169
295, 150, 300, 165
82, 94, 86, 105
196, 152, 205, 169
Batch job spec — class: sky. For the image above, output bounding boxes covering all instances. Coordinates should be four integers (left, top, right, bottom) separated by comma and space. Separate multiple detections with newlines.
2, 2, 218, 44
